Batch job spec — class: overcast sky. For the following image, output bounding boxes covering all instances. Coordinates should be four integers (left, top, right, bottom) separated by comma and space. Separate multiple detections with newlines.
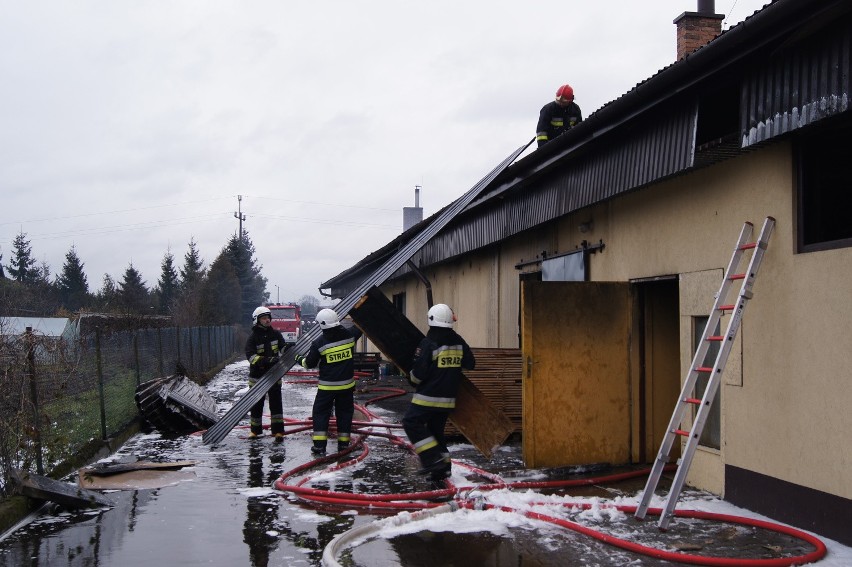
0, 1, 770, 305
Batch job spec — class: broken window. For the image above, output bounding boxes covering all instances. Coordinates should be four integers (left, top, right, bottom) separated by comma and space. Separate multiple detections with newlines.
392, 292, 406, 317
797, 116, 852, 252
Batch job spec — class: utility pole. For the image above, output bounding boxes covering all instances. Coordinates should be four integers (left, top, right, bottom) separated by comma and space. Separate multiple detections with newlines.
234, 195, 246, 240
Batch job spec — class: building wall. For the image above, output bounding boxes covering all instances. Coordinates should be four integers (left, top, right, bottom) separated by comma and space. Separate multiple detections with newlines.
382, 140, 852, 500
595, 141, 852, 500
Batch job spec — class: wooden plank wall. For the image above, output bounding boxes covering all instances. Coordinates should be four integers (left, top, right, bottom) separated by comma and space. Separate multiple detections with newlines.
445, 347, 523, 437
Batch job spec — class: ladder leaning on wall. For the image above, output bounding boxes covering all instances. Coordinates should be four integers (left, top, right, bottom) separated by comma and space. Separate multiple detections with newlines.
634, 216, 776, 530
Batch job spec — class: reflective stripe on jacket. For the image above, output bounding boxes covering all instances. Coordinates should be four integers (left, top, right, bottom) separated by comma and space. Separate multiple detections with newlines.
302, 325, 363, 388
245, 324, 286, 378
409, 327, 475, 412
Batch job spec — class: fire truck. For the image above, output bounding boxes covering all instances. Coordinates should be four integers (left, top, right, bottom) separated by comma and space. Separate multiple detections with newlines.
266, 303, 301, 345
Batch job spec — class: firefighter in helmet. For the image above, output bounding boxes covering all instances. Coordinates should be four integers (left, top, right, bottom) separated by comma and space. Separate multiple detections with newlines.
295, 308, 363, 455
402, 304, 476, 484
536, 83, 583, 147
244, 306, 286, 439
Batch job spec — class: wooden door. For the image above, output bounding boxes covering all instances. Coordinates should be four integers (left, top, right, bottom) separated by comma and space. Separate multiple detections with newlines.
521, 281, 631, 467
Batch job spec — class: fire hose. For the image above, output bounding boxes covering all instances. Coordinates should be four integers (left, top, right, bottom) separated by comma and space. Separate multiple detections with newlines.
269, 386, 827, 566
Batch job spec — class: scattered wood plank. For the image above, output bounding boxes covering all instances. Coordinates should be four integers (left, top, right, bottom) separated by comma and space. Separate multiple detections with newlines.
81, 460, 197, 477
350, 286, 515, 458
78, 469, 196, 491
10, 468, 113, 509
446, 348, 522, 436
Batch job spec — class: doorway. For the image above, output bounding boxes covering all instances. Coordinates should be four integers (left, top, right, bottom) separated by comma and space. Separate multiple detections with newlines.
631, 278, 681, 464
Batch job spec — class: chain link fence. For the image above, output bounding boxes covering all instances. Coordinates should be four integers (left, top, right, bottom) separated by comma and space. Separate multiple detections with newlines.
0, 324, 239, 496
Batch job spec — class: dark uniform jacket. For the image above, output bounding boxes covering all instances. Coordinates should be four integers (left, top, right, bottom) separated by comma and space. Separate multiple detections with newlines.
409, 327, 475, 411
536, 100, 582, 146
300, 325, 364, 390
245, 324, 286, 379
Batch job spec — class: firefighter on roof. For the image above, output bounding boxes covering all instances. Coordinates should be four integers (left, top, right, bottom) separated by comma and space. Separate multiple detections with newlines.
295, 308, 363, 455
245, 306, 286, 439
536, 83, 583, 147
402, 303, 476, 483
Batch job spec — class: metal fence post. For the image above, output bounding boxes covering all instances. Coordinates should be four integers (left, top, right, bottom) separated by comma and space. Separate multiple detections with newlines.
198, 327, 203, 373
95, 327, 107, 441
25, 327, 44, 475
134, 332, 141, 385
188, 326, 195, 376
157, 327, 164, 376
207, 326, 213, 370
176, 326, 182, 370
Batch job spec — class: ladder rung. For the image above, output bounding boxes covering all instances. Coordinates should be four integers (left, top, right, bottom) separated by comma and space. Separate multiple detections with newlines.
683, 397, 702, 405
706, 335, 724, 341
673, 429, 691, 437
695, 366, 713, 372
718, 304, 735, 311
739, 242, 757, 250
729, 273, 746, 280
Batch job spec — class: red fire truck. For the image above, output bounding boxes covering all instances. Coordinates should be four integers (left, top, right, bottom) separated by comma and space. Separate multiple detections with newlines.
267, 303, 301, 345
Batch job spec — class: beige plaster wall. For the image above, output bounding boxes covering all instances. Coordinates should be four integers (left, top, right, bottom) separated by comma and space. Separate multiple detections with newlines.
380, 140, 852, 499
554, 142, 851, 498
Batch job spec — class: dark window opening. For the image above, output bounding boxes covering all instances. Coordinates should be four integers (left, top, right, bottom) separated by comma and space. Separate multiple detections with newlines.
797, 115, 852, 252
694, 316, 721, 450
392, 292, 406, 316
695, 80, 739, 148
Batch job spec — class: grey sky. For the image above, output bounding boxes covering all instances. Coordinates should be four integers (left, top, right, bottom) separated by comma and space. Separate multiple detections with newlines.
0, 1, 768, 303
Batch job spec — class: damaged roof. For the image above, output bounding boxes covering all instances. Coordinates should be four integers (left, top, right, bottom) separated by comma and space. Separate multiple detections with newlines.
322, 0, 852, 297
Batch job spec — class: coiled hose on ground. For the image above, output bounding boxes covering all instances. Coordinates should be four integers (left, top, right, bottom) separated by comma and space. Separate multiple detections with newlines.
268, 381, 827, 566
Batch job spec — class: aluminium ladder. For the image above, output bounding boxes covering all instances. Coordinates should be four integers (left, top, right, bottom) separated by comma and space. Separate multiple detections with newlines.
634, 216, 775, 530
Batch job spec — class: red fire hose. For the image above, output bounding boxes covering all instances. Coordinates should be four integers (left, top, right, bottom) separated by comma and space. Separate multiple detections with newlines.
271, 386, 827, 566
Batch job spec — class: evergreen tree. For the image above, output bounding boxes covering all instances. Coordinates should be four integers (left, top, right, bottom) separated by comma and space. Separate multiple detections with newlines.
57, 246, 90, 312
155, 250, 179, 315
0, 250, 5, 279
6, 231, 38, 283
171, 238, 206, 325
36, 260, 51, 286
118, 264, 150, 313
223, 231, 268, 324
179, 238, 205, 293
96, 274, 118, 310
198, 252, 242, 325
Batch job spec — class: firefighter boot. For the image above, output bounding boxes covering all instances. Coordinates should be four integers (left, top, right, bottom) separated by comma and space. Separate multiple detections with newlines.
417, 455, 450, 476
311, 443, 327, 456
337, 441, 350, 452
429, 462, 451, 482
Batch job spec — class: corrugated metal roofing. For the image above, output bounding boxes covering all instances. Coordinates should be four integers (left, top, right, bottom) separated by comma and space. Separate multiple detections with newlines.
741, 13, 852, 146
410, 103, 697, 268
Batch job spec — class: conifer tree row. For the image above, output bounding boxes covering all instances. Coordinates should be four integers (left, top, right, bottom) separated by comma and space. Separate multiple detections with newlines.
1, 229, 289, 326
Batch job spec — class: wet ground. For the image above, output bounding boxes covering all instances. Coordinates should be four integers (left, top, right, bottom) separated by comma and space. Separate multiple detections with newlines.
0, 362, 843, 566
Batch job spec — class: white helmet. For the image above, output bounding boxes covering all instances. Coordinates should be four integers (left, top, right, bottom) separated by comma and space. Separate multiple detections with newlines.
316, 308, 341, 329
427, 304, 456, 328
252, 306, 272, 325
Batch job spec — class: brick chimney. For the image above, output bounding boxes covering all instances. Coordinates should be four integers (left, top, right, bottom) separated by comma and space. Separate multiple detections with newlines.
674, 0, 724, 60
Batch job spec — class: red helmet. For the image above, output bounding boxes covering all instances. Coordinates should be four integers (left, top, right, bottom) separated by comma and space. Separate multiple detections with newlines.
555, 84, 574, 102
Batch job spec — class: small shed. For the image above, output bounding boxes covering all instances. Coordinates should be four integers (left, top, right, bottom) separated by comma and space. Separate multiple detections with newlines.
0, 316, 79, 360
